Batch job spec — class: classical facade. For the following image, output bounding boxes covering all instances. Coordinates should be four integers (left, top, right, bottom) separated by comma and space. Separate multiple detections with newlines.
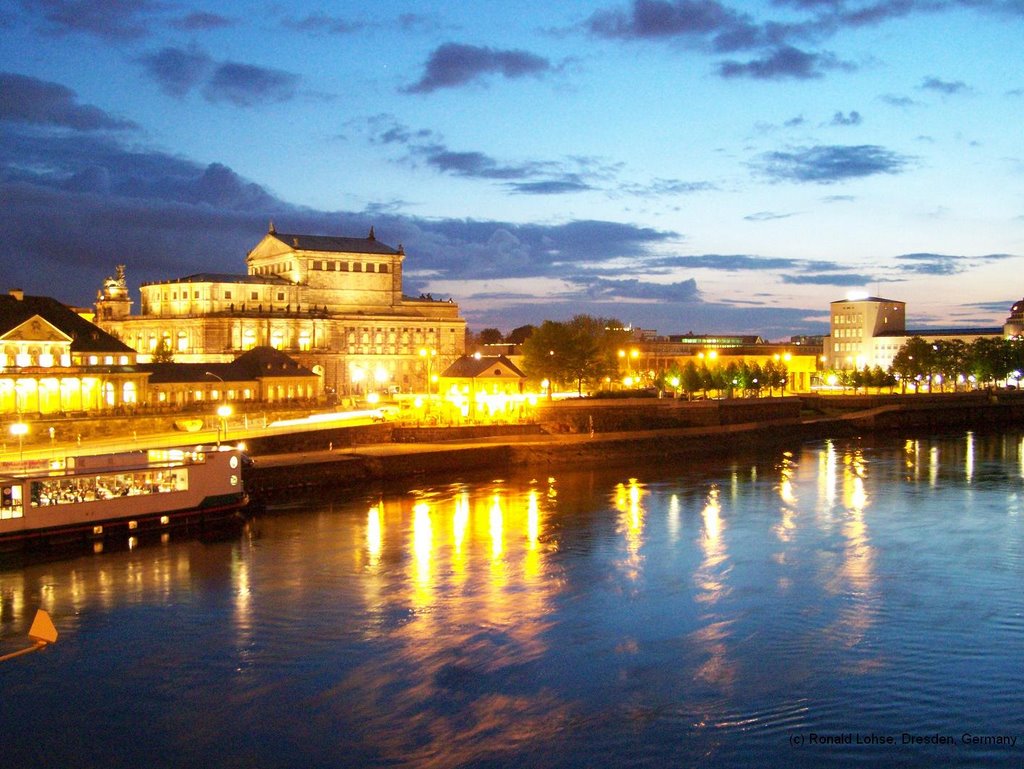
0, 290, 146, 415
96, 225, 466, 397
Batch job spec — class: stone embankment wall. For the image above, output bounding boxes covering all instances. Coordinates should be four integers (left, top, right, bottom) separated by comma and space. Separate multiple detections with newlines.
536, 396, 802, 432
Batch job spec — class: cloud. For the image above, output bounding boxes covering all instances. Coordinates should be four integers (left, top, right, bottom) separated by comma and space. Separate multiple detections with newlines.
780, 272, 874, 286
137, 46, 214, 98
587, 0, 754, 44
920, 76, 969, 95
283, 13, 366, 35
170, 12, 233, 31
719, 45, 853, 80
879, 94, 918, 107
618, 179, 716, 196
571, 276, 700, 302
405, 43, 551, 93
756, 144, 910, 183
366, 116, 612, 195
21, 0, 159, 40
744, 211, 796, 221
0, 72, 138, 130
136, 48, 302, 106
508, 179, 594, 195
893, 252, 1014, 276
830, 110, 861, 126
202, 63, 301, 107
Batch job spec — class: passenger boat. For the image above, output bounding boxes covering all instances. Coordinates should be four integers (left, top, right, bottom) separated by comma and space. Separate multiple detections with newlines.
0, 446, 249, 549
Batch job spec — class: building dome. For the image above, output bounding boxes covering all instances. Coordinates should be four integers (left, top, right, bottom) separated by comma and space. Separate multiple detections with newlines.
1005, 298, 1024, 338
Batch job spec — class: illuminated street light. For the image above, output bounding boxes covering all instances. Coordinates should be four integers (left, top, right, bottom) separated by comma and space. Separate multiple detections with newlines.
204, 371, 225, 400
216, 404, 232, 447
10, 422, 28, 463
419, 348, 437, 396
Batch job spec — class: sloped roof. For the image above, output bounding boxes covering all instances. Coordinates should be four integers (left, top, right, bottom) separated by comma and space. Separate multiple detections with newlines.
441, 355, 525, 379
269, 231, 402, 256
0, 292, 133, 353
139, 346, 316, 384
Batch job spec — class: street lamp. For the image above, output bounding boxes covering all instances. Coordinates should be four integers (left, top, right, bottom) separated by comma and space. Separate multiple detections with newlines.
204, 371, 224, 400
9, 422, 28, 464
419, 348, 437, 396
216, 404, 232, 447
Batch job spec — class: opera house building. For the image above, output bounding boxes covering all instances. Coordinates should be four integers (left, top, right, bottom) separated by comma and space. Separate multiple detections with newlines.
96, 225, 466, 399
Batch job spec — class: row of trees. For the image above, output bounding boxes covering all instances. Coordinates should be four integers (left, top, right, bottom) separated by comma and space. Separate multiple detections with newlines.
515, 315, 793, 398
823, 336, 1024, 393
887, 336, 1024, 391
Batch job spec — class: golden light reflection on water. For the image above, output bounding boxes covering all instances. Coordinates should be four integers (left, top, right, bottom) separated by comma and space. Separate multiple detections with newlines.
965, 431, 975, 483
824, 446, 878, 666
333, 480, 566, 767
774, 453, 798, 544
614, 478, 646, 581
692, 484, 736, 689
366, 505, 382, 568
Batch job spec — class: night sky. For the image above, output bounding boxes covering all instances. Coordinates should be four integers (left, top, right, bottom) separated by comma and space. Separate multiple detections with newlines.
1, 0, 1022, 338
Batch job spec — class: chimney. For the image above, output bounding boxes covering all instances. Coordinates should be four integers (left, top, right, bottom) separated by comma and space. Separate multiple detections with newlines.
9, 289, 24, 301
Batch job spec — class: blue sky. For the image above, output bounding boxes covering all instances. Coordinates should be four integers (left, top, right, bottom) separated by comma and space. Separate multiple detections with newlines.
1, 0, 1022, 338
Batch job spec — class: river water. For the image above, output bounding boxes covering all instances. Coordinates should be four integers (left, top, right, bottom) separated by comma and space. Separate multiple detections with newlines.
2, 431, 1024, 768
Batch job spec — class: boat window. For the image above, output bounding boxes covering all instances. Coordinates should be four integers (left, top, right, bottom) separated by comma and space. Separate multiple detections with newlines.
1, 484, 24, 519
30, 468, 189, 507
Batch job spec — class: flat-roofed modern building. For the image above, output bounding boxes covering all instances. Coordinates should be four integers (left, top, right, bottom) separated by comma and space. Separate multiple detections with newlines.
96, 225, 466, 398
825, 294, 1008, 371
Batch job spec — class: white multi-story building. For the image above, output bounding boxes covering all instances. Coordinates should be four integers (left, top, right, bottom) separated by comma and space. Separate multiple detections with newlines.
825, 293, 1011, 371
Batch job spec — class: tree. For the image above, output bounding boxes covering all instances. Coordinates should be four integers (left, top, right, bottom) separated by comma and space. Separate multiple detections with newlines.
506, 325, 535, 345
681, 360, 701, 400
520, 315, 628, 396
477, 328, 504, 345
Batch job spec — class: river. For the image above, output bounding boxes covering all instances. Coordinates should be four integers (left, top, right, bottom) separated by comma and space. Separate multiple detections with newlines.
2, 430, 1023, 768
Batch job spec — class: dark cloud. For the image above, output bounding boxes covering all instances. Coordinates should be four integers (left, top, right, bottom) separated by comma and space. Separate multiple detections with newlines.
719, 45, 853, 80
21, 0, 158, 40
422, 149, 537, 180
756, 144, 910, 183
367, 117, 607, 195
170, 12, 233, 31
405, 43, 551, 93
508, 180, 594, 195
283, 13, 365, 35
920, 76, 969, 94
879, 94, 918, 107
136, 49, 301, 106
137, 46, 213, 98
0, 72, 138, 131
830, 109, 861, 125
202, 63, 301, 107
893, 252, 1013, 275
0, 105, 681, 304
575, 276, 700, 302
587, 0, 754, 43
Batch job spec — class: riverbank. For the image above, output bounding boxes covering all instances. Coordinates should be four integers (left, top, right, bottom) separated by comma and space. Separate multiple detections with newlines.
243, 391, 1024, 499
